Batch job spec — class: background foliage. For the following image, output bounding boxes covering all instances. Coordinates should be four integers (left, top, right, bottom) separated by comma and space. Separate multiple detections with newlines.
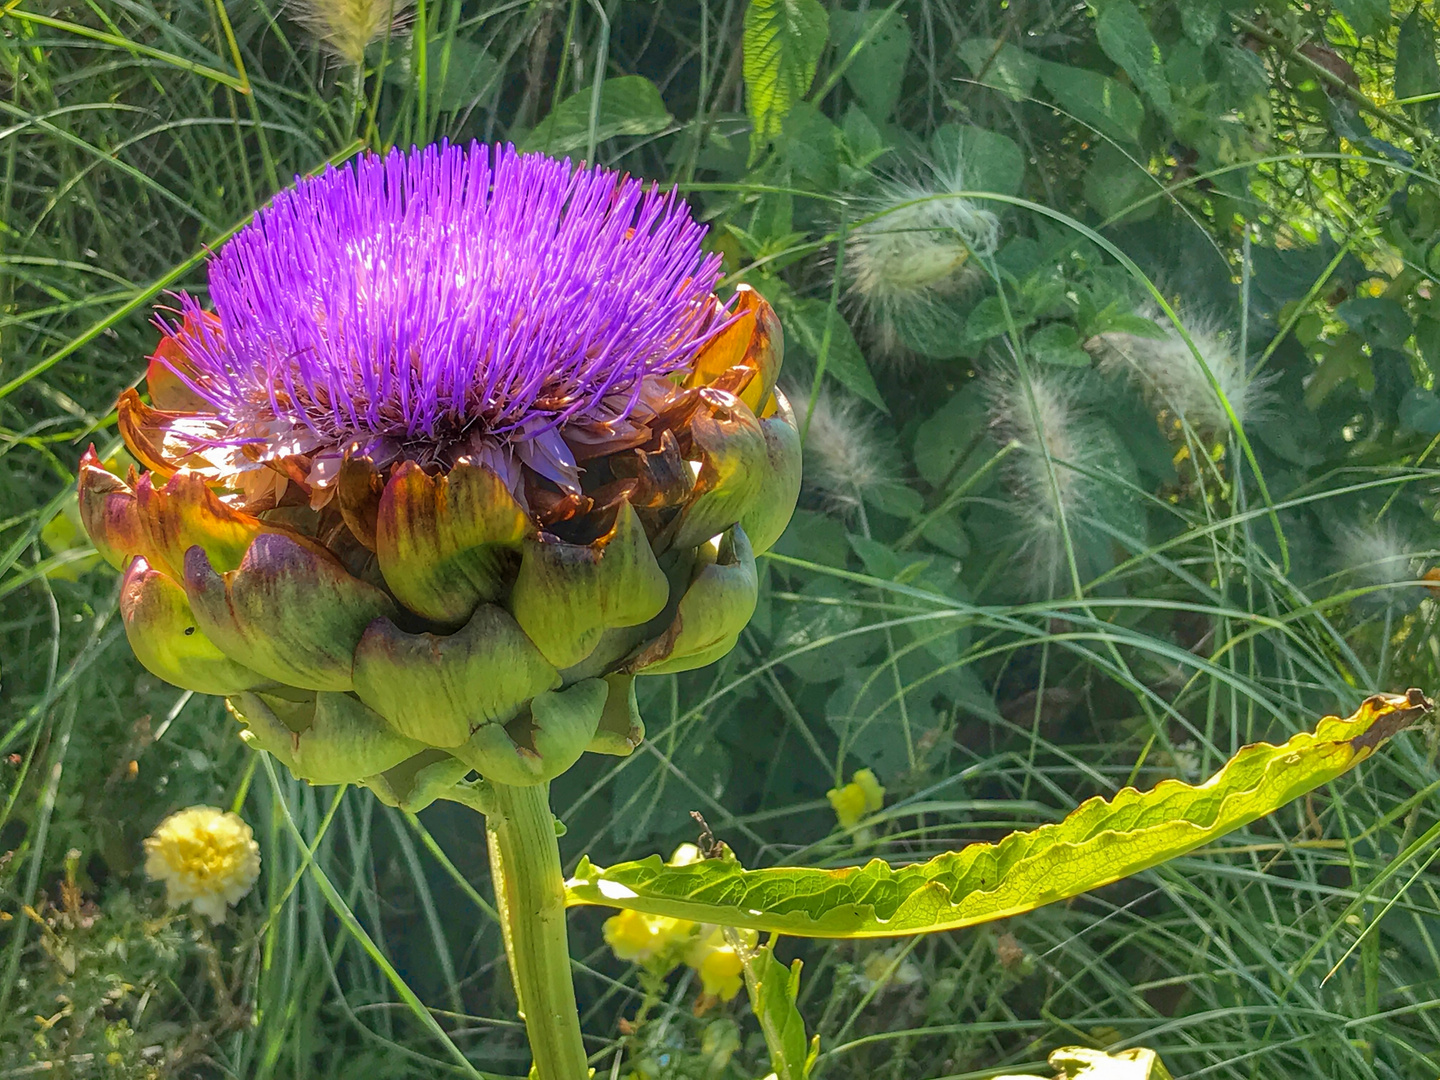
3, 0, 1440, 1076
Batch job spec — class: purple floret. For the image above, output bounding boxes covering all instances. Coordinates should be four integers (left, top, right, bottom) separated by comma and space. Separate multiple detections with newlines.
167, 142, 724, 453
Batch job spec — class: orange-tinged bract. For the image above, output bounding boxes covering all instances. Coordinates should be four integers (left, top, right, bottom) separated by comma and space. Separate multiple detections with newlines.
80, 146, 799, 811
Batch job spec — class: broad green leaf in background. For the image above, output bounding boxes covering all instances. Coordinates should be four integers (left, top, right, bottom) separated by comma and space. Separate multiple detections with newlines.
1083, 142, 1155, 223
1398, 386, 1440, 435
774, 293, 887, 410
932, 123, 1024, 197
521, 76, 673, 155
1179, 0, 1225, 45
830, 7, 911, 121
385, 37, 500, 113
1335, 0, 1389, 39
771, 576, 877, 683
1037, 61, 1144, 145
957, 37, 1039, 102
1095, 0, 1172, 121
997, 1046, 1175, 1080
1335, 297, 1413, 350
965, 294, 1031, 345
782, 103, 844, 188
567, 692, 1432, 937
744, 0, 829, 160
912, 383, 992, 489
1029, 323, 1092, 367
1395, 10, 1440, 127
825, 654, 954, 780
742, 940, 819, 1080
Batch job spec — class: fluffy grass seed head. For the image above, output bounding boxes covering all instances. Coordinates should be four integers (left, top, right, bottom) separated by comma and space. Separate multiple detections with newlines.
1088, 308, 1267, 437
1335, 520, 1424, 610
846, 148, 1001, 358
292, 0, 410, 66
985, 368, 1099, 594
143, 807, 260, 924
798, 387, 902, 516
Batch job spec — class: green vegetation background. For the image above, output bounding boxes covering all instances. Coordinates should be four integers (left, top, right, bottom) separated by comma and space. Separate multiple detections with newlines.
3, 0, 1440, 1075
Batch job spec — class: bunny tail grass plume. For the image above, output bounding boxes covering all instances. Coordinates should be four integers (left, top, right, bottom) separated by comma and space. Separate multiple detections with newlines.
1087, 307, 1268, 438
846, 147, 1001, 359
800, 386, 901, 517
985, 368, 1097, 595
293, 0, 410, 66
1335, 520, 1424, 612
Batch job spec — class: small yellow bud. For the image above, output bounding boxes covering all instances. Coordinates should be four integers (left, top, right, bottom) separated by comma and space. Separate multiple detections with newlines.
852, 768, 885, 813
827, 769, 885, 829
143, 806, 260, 924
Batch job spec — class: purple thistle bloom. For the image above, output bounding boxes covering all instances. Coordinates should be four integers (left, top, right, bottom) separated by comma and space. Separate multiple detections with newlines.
165, 142, 725, 464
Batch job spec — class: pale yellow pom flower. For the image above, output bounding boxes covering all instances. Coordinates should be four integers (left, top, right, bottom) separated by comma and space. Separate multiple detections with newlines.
143, 806, 261, 924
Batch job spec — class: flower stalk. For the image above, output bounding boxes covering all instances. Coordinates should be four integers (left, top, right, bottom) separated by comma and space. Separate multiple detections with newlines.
485, 782, 588, 1079
74, 143, 802, 1077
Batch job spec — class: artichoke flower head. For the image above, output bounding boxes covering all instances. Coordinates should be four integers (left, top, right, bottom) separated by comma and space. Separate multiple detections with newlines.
81, 143, 800, 809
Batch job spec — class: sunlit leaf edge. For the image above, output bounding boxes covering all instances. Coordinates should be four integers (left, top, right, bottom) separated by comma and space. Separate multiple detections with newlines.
566, 691, 1431, 938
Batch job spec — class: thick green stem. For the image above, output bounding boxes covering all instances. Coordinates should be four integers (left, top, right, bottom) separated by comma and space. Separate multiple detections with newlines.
485, 781, 588, 1080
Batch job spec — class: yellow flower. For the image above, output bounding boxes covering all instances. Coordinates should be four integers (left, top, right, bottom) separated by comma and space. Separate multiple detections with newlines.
686, 927, 757, 1002
603, 909, 694, 964
826, 768, 885, 829
696, 945, 744, 1001
143, 806, 260, 924
853, 768, 884, 812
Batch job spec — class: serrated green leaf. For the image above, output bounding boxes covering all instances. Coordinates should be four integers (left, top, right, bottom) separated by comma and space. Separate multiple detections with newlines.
1037, 61, 1144, 144
567, 692, 1431, 937
521, 76, 673, 155
744, 0, 829, 159
782, 102, 844, 188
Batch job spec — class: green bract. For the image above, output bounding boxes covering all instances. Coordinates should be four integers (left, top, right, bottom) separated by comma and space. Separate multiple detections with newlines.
81, 285, 798, 810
